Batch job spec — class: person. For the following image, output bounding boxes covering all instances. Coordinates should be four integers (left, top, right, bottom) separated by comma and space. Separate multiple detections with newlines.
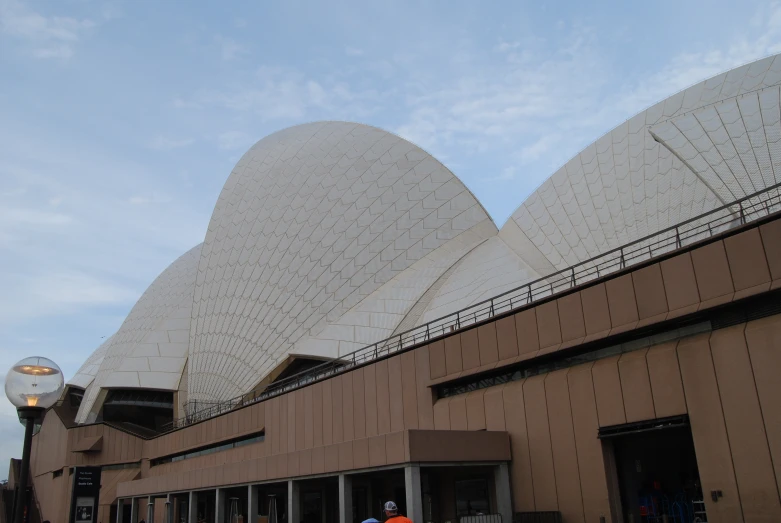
383, 502, 412, 523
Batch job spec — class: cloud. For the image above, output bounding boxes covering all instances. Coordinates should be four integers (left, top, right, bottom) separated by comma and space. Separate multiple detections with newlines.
494, 41, 520, 52
0, 0, 96, 59
345, 46, 364, 56
0, 207, 72, 226
0, 271, 138, 325
215, 35, 247, 61
396, 4, 781, 171
128, 193, 173, 205
217, 131, 252, 150
149, 136, 195, 151
187, 66, 385, 122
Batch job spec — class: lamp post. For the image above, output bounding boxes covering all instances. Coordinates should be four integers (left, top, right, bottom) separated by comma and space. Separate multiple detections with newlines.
4, 356, 64, 523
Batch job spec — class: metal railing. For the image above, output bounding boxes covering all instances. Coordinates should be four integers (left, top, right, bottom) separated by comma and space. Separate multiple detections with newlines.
162, 182, 781, 432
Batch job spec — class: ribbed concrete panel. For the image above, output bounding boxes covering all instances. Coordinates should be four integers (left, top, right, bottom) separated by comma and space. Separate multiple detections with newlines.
75, 244, 201, 423
291, 220, 495, 359
417, 237, 541, 325
188, 122, 494, 403
501, 54, 781, 272
67, 335, 114, 389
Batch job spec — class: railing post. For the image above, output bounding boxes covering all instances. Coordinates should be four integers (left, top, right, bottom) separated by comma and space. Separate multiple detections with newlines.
740, 200, 746, 224
675, 227, 681, 249
456, 311, 460, 329
620, 248, 625, 269
571, 267, 576, 287
490, 299, 495, 317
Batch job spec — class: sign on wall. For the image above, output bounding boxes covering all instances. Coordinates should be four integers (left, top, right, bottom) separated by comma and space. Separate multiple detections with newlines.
69, 467, 102, 523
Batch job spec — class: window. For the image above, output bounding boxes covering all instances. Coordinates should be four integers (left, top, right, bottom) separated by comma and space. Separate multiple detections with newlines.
151, 431, 265, 466
455, 479, 490, 517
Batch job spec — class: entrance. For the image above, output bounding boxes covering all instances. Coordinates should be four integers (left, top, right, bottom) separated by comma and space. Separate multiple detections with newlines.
609, 422, 707, 522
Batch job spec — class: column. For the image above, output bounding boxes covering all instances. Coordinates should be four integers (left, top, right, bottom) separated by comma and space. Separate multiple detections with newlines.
166, 495, 174, 523
130, 498, 137, 523
338, 475, 352, 523
493, 463, 512, 523
216, 489, 226, 523
404, 466, 423, 523
148, 496, 155, 523
188, 492, 198, 523
248, 486, 259, 523
287, 480, 300, 523
117, 499, 125, 523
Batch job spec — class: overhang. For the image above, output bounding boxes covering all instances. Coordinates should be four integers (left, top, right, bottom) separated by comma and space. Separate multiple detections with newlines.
117, 429, 510, 498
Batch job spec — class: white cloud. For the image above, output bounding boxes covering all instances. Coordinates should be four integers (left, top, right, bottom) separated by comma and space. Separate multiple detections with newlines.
397, 4, 781, 175
494, 41, 520, 52
128, 193, 173, 205
217, 131, 252, 150
0, 271, 138, 325
149, 136, 195, 151
0, 0, 95, 59
189, 66, 384, 121
215, 35, 247, 61
345, 46, 364, 56
0, 207, 72, 226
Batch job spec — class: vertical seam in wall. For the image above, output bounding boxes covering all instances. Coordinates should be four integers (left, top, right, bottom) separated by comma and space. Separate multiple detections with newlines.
741, 321, 781, 508
518, 379, 535, 512
643, 348, 657, 419
616, 355, 629, 424
565, 368, 589, 523
721, 239, 737, 296
707, 330, 746, 522
756, 225, 775, 280
541, 377, 560, 511
673, 340, 689, 411
589, 364, 603, 429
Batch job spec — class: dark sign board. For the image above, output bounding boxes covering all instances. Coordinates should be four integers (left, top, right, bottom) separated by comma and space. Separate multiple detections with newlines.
69, 467, 102, 523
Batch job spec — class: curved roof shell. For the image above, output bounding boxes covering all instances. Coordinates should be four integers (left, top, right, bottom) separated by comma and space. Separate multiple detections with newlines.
72, 54, 781, 417
188, 122, 495, 403
75, 244, 201, 423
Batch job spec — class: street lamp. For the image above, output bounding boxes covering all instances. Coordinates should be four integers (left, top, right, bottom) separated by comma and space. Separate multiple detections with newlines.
4, 356, 64, 523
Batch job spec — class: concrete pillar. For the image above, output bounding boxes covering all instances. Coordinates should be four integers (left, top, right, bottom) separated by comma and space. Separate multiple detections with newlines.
130, 498, 137, 523
188, 492, 198, 523
494, 463, 512, 523
338, 475, 353, 523
404, 466, 423, 523
248, 486, 258, 523
216, 489, 226, 523
288, 480, 300, 523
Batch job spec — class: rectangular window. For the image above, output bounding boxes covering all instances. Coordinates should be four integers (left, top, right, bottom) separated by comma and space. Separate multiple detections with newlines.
455, 479, 490, 517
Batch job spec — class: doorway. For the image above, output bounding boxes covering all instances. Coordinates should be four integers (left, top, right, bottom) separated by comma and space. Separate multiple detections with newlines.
608, 423, 706, 522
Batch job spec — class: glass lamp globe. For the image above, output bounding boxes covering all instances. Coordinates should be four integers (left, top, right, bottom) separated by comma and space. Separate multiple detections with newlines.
4, 356, 64, 409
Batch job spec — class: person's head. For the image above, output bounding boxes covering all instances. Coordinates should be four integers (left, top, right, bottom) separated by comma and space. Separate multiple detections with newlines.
383, 501, 398, 517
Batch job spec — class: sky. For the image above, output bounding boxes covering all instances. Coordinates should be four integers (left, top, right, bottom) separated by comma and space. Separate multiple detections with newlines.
1, 0, 781, 479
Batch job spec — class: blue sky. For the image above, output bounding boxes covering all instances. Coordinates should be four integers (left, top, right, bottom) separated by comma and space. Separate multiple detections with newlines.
1, 0, 780, 477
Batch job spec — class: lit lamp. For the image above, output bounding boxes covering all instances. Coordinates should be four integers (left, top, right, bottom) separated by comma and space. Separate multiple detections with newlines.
4, 356, 64, 523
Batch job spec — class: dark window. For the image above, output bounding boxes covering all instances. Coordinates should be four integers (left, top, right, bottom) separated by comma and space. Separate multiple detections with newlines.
102, 389, 174, 432
455, 479, 490, 517
436, 322, 710, 399
151, 431, 265, 466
